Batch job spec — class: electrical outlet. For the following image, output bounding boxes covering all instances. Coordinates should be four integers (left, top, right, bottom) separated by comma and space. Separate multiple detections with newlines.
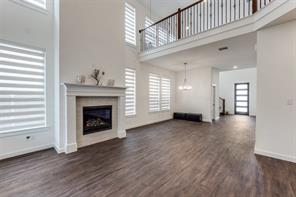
25, 136, 34, 141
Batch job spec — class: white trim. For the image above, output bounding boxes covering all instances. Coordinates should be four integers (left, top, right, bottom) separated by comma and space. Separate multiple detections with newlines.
126, 118, 173, 130
65, 143, 77, 154
10, 0, 48, 14
53, 144, 64, 154
118, 132, 127, 138
0, 127, 50, 138
254, 148, 296, 163
60, 83, 127, 154
139, 0, 295, 61
125, 42, 137, 49
0, 144, 52, 160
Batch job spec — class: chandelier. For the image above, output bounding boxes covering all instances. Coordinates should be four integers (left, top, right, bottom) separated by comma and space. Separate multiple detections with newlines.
178, 62, 192, 90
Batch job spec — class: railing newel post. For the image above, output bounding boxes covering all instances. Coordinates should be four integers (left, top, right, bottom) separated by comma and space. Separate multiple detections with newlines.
177, 8, 181, 40
252, 0, 258, 14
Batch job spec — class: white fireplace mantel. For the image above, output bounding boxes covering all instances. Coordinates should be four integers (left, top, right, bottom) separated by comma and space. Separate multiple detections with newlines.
60, 83, 126, 154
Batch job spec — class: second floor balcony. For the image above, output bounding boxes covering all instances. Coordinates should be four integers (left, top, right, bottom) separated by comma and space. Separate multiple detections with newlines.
139, 0, 274, 53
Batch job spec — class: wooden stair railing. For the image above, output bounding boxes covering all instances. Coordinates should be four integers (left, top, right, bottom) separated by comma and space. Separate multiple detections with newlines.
139, 0, 274, 52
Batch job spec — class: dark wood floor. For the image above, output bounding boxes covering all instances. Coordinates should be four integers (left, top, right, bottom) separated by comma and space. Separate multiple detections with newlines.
0, 116, 295, 197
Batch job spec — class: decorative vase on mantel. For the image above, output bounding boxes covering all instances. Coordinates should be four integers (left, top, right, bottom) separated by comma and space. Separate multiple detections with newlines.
90, 68, 105, 86
76, 75, 86, 84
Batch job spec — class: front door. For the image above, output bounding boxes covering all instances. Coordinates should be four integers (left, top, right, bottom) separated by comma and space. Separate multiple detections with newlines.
234, 83, 249, 115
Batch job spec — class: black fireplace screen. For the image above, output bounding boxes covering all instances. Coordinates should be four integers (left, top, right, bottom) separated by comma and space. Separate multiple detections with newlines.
83, 105, 112, 135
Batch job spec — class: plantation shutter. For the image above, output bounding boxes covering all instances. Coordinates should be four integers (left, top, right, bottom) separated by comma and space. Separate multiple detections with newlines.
145, 17, 156, 48
149, 74, 160, 112
125, 3, 136, 45
0, 41, 46, 133
161, 77, 171, 110
125, 68, 136, 116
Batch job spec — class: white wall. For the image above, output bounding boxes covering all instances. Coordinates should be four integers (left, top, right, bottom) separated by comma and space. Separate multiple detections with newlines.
212, 68, 220, 120
58, 0, 125, 150
255, 20, 296, 163
60, 0, 125, 86
219, 68, 257, 116
175, 67, 212, 122
59, 0, 175, 131
125, 0, 176, 129
0, 0, 55, 159
125, 63, 176, 129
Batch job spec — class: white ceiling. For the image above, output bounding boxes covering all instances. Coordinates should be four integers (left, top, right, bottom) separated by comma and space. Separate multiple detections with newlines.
137, 0, 196, 19
146, 33, 257, 72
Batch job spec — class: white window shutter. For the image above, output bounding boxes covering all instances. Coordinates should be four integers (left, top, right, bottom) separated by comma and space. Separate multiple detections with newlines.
125, 3, 136, 46
149, 74, 160, 112
125, 68, 136, 116
0, 41, 46, 134
161, 77, 171, 110
145, 17, 156, 48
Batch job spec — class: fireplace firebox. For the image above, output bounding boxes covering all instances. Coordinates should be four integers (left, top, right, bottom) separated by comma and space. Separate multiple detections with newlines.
83, 105, 112, 135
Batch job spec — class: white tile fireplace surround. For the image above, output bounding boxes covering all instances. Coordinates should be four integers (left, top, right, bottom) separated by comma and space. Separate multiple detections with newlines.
60, 83, 126, 154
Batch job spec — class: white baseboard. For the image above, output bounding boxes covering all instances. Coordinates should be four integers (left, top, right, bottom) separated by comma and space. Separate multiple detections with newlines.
254, 148, 296, 163
126, 118, 173, 130
65, 143, 77, 154
0, 144, 53, 160
203, 119, 212, 123
118, 131, 127, 138
54, 144, 64, 154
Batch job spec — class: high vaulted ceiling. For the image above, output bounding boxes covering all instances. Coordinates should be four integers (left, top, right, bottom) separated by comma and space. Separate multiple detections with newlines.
137, 0, 196, 19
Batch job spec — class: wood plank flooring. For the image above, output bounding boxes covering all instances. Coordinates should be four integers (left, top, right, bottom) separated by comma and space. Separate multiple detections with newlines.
0, 115, 295, 197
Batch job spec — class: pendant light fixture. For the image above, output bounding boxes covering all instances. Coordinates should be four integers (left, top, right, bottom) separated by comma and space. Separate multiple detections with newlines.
178, 62, 192, 90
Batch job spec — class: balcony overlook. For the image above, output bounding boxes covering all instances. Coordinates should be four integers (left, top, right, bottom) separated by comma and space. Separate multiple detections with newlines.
139, 0, 273, 53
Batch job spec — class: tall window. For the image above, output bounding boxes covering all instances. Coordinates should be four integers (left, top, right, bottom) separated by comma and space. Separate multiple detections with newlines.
0, 41, 46, 134
149, 74, 171, 112
161, 77, 171, 110
149, 74, 161, 112
125, 68, 136, 116
125, 3, 136, 46
158, 27, 168, 46
145, 17, 156, 48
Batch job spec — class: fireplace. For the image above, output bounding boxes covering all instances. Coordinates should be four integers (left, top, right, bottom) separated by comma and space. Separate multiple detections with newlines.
83, 105, 112, 135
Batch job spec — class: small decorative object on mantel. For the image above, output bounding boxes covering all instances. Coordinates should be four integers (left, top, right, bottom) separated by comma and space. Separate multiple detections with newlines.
107, 79, 115, 87
90, 68, 105, 86
76, 75, 86, 84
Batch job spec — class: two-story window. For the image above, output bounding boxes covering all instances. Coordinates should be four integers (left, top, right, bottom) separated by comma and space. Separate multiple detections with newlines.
149, 74, 171, 112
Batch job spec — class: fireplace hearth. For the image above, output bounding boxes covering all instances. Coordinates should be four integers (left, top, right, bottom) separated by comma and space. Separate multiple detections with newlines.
83, 105, 112, 135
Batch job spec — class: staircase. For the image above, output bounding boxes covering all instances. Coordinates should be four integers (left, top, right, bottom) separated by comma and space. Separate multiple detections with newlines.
139, 0, 274, 53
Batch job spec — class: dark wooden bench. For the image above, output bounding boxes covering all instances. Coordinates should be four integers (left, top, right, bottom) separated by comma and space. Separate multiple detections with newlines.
173, 112, 202, 122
